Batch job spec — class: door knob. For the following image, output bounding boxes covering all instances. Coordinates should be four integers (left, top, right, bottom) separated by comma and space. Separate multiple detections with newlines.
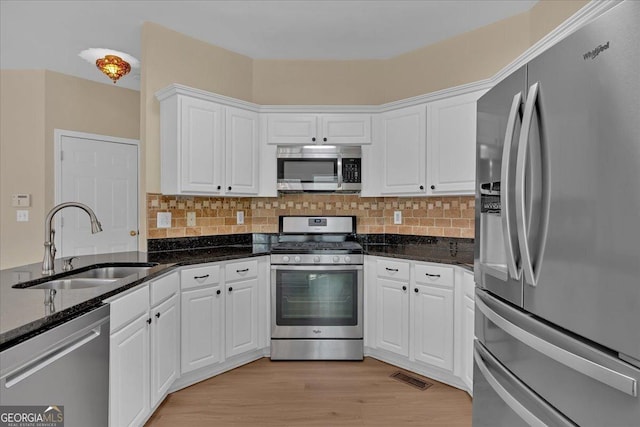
130, 230, 138, 236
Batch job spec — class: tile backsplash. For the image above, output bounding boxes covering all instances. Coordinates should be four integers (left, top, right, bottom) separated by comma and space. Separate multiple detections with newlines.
147, 193, 475, 239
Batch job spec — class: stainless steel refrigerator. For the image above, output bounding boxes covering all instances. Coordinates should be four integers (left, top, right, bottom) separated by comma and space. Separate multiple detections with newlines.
473, 1, 640, 425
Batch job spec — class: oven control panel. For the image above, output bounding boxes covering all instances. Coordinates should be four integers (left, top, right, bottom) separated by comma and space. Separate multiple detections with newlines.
270, 254, 364, 265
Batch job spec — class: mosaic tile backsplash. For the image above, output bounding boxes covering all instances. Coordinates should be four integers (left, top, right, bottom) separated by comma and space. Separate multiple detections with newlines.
147, 193, 475, 239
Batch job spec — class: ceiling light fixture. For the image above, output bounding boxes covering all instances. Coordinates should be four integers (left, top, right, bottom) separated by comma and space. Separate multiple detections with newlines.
96, 55, 131, 83
79, 48, 140, 84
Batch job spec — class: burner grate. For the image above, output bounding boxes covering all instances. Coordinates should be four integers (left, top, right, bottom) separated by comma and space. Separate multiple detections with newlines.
390, 371, 433, 391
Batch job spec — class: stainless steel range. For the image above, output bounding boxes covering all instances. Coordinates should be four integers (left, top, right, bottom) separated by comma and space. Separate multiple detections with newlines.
270, 216, 363, 360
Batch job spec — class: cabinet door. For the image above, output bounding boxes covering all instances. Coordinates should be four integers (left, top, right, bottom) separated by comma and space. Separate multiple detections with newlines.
264, 114, 317, 145
181, 286, 223, 373
320, 114, 372, 145
225, 278, 259, 358
379, 105, 427, 195
375, 277, 410, 357
461, 271, 475, 390
150, 294, 179, 408
225, 107, 259, 195
179, 96, 223, 194
427, 93, 479, 195
412, 284, 454, 371
110, 314, 150, 427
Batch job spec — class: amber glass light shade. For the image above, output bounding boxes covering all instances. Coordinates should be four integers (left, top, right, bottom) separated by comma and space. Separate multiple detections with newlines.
95, 55, 131, 83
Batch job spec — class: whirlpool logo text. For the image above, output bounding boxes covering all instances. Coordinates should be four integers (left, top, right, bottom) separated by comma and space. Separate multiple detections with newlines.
583, 41, 610, 60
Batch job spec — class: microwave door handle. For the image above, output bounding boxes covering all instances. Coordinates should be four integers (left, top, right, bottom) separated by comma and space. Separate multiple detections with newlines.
337, 155, 343, 189
500, 91, 523, 280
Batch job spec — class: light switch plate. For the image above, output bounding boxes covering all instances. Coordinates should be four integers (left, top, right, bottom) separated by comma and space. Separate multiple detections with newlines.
157, 212, 172, 228
12, 194, 31, 207
393, 211, 402, 224
187, 211, 196, 227
236, 211, 244, 224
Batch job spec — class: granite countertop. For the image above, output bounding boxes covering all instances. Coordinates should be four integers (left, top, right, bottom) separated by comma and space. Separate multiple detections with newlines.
0, 235, 473, 351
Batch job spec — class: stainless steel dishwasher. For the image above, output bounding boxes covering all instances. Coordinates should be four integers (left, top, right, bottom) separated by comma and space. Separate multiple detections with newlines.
1, 304, 110, 427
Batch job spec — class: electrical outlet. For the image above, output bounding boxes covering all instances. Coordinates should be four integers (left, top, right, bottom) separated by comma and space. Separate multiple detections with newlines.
157, 212, 172, 228
236, 211, 244, 224
187, 211, 196, 227
393, 211, 402, 224
16, 210, 29, 222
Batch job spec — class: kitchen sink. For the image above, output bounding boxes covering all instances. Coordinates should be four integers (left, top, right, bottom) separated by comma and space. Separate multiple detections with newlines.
27, 278, 119, 290
13, 263, 158, 290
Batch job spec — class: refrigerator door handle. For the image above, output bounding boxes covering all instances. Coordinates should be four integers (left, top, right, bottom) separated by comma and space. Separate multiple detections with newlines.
474, 342, 576, 427
515, 82, 549, 287
500, 91, 523, 280
476, 294, 638, 397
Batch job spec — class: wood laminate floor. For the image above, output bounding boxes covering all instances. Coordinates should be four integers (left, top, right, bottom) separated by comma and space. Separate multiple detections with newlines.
146, 357, 472, 426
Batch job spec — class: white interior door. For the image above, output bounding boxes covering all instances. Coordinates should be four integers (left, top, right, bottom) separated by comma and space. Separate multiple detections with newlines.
57, 132, 138, 257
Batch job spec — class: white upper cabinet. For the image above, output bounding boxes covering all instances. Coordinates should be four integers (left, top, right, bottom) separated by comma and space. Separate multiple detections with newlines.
225, 106, 259, 195
164, 95, 223, 195
157, 87, 261, 196
264, 113, 372, 145
377, 105, 427, 195
426, 91, 483, 195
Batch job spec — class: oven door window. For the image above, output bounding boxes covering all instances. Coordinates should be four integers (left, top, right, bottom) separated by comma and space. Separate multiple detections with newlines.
277, 159, 337, 184
276, 270, 358, 326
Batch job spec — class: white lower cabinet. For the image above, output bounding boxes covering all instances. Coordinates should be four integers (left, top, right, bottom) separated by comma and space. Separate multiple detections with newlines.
411, 284, 454, 370
180, 258, 266, 376
109, 307, 150, 427
225, 275, 259, 358
456, 269, 475, 392
150, 294, 179, 406
109, 271, 179, 427
367, 256, 472, 394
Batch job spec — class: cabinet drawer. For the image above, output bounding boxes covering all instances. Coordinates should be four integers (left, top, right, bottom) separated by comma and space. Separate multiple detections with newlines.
376, 258, 410, 281
149, 272, 179, 306
110, 285, 149, 333
415, 263, 454, 287
181, 264, 221, 290
226, 259, 258, 282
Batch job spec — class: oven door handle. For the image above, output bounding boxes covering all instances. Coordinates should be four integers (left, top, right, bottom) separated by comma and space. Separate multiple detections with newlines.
271, 265, 363, 271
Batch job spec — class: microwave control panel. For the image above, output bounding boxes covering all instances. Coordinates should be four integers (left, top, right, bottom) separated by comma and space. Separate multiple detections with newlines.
342, 158, 361, 183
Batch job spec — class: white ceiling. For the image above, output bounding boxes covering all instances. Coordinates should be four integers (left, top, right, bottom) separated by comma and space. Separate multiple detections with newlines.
0, 0, 538, 91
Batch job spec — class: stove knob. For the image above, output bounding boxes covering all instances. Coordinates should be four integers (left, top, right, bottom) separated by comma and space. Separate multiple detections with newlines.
313, 256, 321, 263
282, 256, 290, 263
344, 256, 351, 263
294, 256, 301, 263
333, 256, 340, 263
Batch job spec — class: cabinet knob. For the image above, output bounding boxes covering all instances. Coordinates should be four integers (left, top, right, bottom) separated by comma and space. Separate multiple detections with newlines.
431, 185, 436, 190
228, 287, 233, 292
414, 288, 419, 293
155, 312, 161, 318
402, 286, 407, 291
323, 137, 327, 142
146, 318, 152, 325
419, 185, 424, 190
312, 137, 316, 142
228, 186, 232, 191
216, 289, 221, 295
217, 185, 221, 190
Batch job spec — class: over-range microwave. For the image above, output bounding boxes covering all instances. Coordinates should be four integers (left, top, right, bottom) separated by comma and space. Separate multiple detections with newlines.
277, 145, 362, 193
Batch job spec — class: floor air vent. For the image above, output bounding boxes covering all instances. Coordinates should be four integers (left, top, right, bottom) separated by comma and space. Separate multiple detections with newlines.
390, 371, 433, 391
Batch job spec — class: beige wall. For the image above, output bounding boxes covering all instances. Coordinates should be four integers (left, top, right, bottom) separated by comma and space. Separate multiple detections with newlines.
0, 71, 46, 269
0, 70, 140, 269
252, 59, 385, 105
530, 0, 590, 45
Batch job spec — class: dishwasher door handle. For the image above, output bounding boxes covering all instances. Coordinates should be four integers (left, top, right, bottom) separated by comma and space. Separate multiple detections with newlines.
4, 327, 101, 388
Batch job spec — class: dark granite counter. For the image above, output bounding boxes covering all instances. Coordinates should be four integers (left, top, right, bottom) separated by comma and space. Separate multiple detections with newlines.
1, 233, 472, 351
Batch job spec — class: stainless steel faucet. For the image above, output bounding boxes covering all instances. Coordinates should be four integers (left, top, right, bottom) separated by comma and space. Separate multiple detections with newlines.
42, 202, 103, 275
